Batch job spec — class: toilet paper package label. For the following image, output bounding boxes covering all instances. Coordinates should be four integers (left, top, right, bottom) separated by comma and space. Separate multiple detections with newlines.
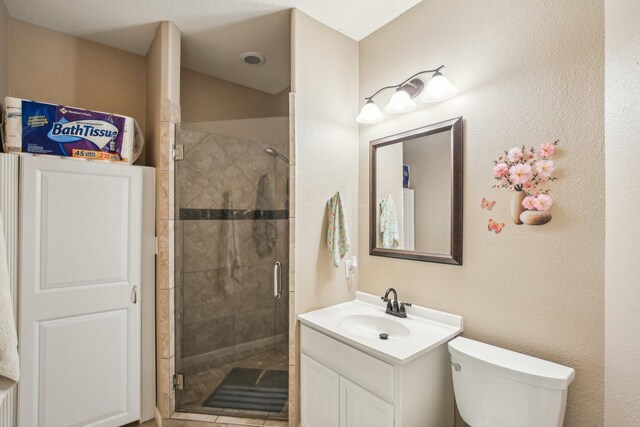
21, 100, 126, 161
2, 97, 144, 163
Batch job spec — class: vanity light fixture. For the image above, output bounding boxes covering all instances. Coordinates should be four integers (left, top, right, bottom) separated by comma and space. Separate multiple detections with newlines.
355, 99, 385, 124
420, 70, 457, 102
356, 65, 456, 124
385, 87, 417, 114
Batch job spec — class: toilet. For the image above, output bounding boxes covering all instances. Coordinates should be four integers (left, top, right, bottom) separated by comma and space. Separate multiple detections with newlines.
448, 337, 575, 427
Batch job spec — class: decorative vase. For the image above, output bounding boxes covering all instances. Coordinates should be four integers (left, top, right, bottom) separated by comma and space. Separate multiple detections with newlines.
520, 210, 552, 225
511, 190, 526, 225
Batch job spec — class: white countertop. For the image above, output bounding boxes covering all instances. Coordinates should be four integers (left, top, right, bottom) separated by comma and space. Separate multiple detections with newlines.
298, 292, 463, 364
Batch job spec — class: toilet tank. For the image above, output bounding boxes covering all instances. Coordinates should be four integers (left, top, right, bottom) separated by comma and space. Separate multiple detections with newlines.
448, 337, 575, 427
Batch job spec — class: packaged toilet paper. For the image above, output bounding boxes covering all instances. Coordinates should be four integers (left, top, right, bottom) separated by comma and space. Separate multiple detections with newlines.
1, 97, 144, 163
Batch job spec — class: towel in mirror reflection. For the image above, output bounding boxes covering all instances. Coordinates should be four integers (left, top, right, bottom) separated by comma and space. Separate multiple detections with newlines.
379, 195, 400, 249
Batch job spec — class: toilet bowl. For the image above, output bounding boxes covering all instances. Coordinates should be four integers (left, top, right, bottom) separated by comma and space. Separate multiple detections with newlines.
448, 337, 575, 427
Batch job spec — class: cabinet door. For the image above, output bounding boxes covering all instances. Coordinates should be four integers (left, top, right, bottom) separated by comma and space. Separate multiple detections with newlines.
340, 377, 394, 427
18, 156, 142, 427
301, 354, 340, 427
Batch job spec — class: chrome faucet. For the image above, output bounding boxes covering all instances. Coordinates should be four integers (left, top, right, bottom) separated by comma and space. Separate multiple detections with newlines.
381, 288, 412, 318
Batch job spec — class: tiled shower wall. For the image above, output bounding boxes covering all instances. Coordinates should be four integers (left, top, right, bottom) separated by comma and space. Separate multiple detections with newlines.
175, 119, 289, 376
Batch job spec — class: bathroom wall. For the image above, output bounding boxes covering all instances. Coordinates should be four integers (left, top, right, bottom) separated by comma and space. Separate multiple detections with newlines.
291, 9, 360, 425
8, 19, 146, 133
145, 20, 182, 419
185, 117, 289, 145
0, 2, 8, 100
145, 24, 163, 170
358, 1, 604, 426
274, 87, 290, 117
605, 0, 640, 424
292, 9, 359, 314
181, 68, 289, 122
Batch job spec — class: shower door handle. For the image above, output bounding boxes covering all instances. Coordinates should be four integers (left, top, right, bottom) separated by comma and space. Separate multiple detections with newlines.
274, 261, 282, 299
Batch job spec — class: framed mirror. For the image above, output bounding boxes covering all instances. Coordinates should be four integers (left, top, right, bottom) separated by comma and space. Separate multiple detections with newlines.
369, 117, 463, 265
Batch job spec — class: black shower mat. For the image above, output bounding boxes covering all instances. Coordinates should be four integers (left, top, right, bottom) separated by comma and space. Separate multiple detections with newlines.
203, 367, 288, 413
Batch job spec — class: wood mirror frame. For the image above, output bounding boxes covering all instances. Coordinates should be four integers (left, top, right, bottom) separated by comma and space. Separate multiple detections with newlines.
369, 117, 463, 265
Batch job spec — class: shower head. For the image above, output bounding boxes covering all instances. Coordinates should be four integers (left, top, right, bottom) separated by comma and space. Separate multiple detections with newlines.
264, 147, 289, 163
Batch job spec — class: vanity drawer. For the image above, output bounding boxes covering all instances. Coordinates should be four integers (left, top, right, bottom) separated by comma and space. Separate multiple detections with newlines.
301, 325, 395, 402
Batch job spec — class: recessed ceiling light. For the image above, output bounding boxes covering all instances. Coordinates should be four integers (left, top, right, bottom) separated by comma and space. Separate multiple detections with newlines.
241, 52, 266, 66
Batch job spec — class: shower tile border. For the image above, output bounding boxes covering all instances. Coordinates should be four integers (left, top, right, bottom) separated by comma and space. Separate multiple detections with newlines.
179, 208, 289, 221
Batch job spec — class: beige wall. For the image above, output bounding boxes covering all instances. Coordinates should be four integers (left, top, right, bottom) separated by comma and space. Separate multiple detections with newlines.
274, 87, 290, 117
181, 67, 288, 122
0, 2, 8, 100
292, 9, 359, 315
605, 0, 640, 425
8, 19, 146, 133
145, 24, 162, 168
184, 117, 289, 147
358, 1, 604, 426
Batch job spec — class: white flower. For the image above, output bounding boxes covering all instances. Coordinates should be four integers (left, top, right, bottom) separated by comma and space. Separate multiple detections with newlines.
535, 160, 555, 178
525, 151, 536, 162
535, 194, 554, 211
507, 147, 523, 162
509, 163, 533, 185
538, 143, 555, 158
493, 163, 509, 177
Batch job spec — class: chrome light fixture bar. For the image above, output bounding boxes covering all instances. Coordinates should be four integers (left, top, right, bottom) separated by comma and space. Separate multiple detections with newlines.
356, 65, 457, 124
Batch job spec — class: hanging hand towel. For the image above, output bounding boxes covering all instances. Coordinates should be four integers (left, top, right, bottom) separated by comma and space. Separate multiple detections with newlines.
327, 191, 350, 267
0, 212, 19, 405
253, 174, 277, 258
379, 194, 400, 249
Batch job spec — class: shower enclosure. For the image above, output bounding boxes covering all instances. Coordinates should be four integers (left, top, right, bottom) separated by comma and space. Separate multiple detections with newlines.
174, 117, 290, 420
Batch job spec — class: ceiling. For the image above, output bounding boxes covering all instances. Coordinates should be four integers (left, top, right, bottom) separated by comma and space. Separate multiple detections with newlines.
4, 0, 423, 94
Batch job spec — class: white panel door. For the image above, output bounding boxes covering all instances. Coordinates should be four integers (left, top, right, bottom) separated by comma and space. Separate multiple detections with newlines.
301, 354, 339, 427
19, 156, 142, 427
340, 377, 394, 427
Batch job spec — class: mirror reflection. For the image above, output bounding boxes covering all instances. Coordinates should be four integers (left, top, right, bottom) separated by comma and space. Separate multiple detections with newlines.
375, 131, 452, 253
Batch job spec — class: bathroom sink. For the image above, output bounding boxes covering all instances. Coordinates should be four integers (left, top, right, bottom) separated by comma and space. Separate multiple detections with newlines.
338, 314, 411, 339
298, 292, 463, 364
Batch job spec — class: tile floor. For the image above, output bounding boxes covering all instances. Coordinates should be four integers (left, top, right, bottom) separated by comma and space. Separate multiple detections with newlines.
176, 349, 289, 423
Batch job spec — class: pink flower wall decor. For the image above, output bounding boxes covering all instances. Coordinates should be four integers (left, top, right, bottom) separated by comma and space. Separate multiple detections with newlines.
522, 196, 537, 210
492, 140, 559, 226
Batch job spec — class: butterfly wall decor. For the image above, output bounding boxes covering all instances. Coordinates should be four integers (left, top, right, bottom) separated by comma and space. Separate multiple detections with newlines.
488, 218, 505, 234
481, 197, 496, 210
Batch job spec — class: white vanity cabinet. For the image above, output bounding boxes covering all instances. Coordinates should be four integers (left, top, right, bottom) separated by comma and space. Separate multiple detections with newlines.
301, 353, 340, 427
300, 324, 455, 427
301, 351, 394, 427
339, 376, 395, 427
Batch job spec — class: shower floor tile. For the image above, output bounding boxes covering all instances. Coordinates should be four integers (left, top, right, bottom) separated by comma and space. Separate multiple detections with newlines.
178, 349, 289, 421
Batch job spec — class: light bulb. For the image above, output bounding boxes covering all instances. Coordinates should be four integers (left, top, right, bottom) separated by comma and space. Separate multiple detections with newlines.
385, 88, 417, 114
420, 72, 457, 102
356, 100, 384, 124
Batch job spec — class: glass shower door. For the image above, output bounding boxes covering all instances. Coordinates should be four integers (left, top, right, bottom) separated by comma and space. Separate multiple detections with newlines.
173, 119, 290, 421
